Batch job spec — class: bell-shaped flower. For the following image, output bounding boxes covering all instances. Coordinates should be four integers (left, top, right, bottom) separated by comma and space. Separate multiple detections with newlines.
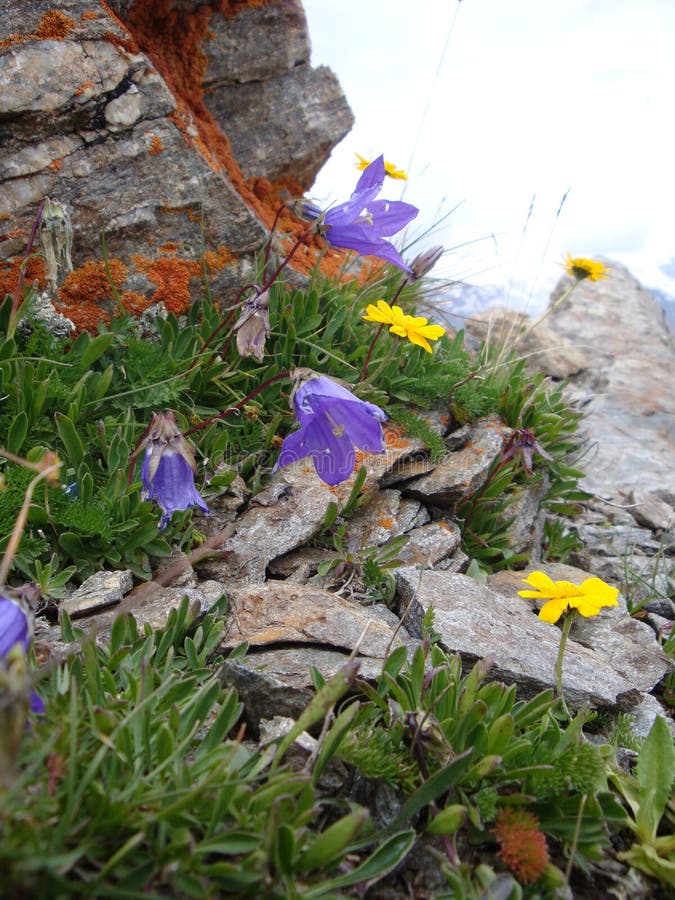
0, 595, 44, 714
300, 156, 418, 272
275, 369, 387, 486
140, 411, 209, 529
234, 290, 270, 363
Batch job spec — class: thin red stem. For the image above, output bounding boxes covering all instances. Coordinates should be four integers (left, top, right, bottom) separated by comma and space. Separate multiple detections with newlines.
185, 370, 291, 436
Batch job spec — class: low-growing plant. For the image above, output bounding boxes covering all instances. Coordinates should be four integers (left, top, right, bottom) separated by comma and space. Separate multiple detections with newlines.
0, 596, 418, 898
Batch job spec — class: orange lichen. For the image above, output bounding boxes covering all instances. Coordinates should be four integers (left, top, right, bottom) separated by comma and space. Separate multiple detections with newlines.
49, 158, 63, 172
384, 425, 410, 450
35, 10, 77, 40
1, 9, 77, 48
56, 259, 128, 330
75, 80, 95, 96
159, 241, 180, 254
0, 227, 26, 243
378, 516, 394, 530
120, 290, 152, 317
132, 254, 197, 316
81, 11, 99, 22
148, 134, 164, 155
0, 255, 46, 298
203, 245, 235, 273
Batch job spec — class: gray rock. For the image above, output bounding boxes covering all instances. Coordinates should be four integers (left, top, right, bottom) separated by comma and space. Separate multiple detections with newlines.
202, 1, 353, 185
404, 414, 511, 507
220, 581, 411, 659
218, 647, 386, 728
628, 489, 674, 532
397, 565, 669, 710
61, 569, 134, 618
548, 263, 675, 500
394, 521, 461, 568
197, 427, 426, 585
464, 307, 590, 379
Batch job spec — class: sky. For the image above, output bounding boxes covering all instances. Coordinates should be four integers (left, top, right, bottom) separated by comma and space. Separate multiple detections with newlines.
303, 0, 675, 311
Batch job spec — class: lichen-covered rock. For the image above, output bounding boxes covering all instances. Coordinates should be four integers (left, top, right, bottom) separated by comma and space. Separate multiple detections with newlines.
0, 0, 353, 326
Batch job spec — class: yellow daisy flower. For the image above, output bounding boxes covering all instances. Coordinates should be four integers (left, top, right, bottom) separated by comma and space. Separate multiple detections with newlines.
362, 299, 445, 353
518, 571, 619, 624
355, 153, 408, 181
562, 254, 609, 282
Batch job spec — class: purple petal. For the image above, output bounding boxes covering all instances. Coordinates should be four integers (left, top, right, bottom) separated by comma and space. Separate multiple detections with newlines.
294, 377, 387, 424
321, 226, 413, 271
274, 428, 307, 471
30, 691, 45, 715
366, 199, 419, 236
336, 402, 386, 453
324, 156, 387, 227
0, 597, 29, 658
302, 415, 356, 485
143, 450, 209, 529
353, 155, 386, 195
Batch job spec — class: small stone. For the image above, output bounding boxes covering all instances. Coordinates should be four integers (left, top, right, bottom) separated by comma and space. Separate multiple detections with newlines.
61, 570, 133, 618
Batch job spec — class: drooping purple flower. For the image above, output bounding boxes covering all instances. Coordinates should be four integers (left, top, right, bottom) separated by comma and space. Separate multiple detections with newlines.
140, 411, 209, 529
300, 156, 418, 272
274, 369, 387, 486
234, 289, 270, 362
0, 595, 44, 714
502, 428, 553, 475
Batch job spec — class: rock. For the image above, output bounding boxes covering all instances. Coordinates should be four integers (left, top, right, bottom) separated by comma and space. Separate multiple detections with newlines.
628, 489, 674, 532
464, 307, 590, 379
394, 521, 461, 568
61, 569, 134, 618
547, 262, 675, 500
72, 579, 226, 635
218, 647, 387, 729
219, 581, 411, 659
396, 565, 669, 710
0, 0, 353, 321
201, 0, 353, 185
503, 477, 549, 557
196, 425, 425, 585
404, 415, 511, 508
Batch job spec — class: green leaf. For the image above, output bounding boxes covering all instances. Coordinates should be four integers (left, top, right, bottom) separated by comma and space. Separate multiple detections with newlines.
55, 413, 85, 468
272, 659, 360, 767
427, 804, 466, 836
635, 715, 675, 839
304, 830, 416, 896
6, 412, 28, 454
296, 808, 369, 872
78, 332, 114, 369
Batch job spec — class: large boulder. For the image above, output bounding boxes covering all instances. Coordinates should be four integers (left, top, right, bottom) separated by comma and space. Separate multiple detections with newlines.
0, 0, 353, 328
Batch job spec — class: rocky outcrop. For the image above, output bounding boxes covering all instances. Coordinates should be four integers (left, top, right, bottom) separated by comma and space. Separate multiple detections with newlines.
547, 262, 675, 501
0, 0, 353, 328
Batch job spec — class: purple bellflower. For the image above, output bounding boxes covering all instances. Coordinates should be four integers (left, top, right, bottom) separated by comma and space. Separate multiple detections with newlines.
140, 411, 209, 529
275, 369, 387, 486
502, 428, 553, 475
0, 595, 44, 714
301, 156, 418, 272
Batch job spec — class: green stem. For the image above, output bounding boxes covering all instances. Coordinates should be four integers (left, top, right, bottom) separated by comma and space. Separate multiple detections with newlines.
554, 609, 577, 717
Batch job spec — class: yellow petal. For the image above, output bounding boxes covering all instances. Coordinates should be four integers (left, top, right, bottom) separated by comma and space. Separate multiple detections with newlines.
521, 571, 557, 597
406, 331, 433, 353
538, 598, 568, 624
